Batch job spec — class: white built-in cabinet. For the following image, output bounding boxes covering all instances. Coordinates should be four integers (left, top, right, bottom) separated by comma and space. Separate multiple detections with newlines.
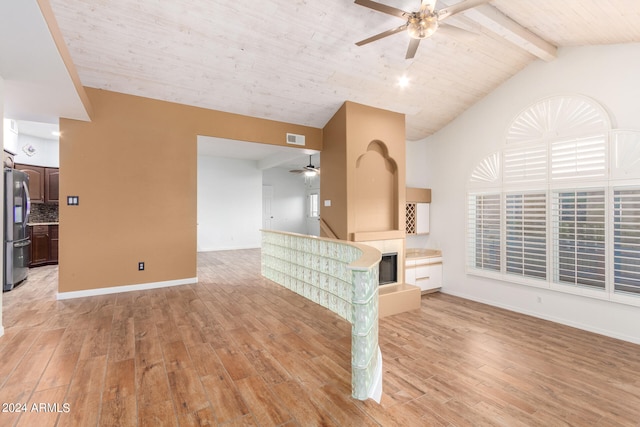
405, 255, 442, 293
416, 203, 430, 234
406, 187, 431, 235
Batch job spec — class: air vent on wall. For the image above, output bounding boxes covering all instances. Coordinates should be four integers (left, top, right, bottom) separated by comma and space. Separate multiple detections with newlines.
286, 133, 305, 146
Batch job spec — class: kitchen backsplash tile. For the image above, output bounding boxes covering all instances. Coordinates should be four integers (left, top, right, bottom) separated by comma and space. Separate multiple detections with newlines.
30, 203, 59, 223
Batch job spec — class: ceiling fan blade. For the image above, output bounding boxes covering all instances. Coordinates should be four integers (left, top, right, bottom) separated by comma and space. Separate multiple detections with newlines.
405, 38, 421, 59
420, 0, 438, 13
354, 0, 409, 19
438, 0, 490, 21
356, 24, 408, 46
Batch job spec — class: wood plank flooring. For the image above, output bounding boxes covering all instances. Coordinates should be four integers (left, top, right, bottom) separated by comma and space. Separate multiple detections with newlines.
1, 249, 640, 426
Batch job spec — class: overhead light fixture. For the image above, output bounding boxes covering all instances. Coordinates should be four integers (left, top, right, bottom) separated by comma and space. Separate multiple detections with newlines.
407, 15, 438, 39
398, 75, 410, 88
290, 155, 320, 178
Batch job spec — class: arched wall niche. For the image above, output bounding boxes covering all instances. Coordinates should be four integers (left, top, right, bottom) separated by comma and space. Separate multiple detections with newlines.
354, 140, 398, 233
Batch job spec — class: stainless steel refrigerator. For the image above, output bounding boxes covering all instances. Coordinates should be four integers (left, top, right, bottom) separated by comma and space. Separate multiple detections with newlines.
3, 169, 31, 291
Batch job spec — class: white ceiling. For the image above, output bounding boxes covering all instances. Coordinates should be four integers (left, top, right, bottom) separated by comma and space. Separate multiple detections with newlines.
0, 1, 89, 124
3, 1, 640, 164
16, 120, 60, 140
197, 136, 319, 170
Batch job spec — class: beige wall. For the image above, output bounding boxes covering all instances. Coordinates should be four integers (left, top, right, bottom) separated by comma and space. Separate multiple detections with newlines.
321, 101, 406, 242
59, 88, 322, 293
319, 103, 348, 240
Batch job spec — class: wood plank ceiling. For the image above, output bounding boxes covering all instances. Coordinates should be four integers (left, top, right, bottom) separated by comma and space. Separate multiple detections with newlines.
48, 0, 640, 141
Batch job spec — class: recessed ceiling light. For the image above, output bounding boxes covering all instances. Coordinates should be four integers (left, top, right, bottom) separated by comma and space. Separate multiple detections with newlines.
398, 75, 410, 88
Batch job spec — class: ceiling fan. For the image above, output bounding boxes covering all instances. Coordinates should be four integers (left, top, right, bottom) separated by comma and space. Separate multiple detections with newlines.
289, 155, 320, 176
354, 0, 490, 59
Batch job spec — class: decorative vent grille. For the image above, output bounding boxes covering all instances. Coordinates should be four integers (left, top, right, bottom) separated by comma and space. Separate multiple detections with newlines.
406, 203, 416, 234
286, 133, 305, 146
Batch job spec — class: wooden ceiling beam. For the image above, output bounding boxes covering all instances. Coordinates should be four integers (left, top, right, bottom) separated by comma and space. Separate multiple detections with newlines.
463, 4, 557, 62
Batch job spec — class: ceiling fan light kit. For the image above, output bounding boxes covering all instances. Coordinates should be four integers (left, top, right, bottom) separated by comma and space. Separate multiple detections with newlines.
407, 15, 438, 39
290, 155, 320, 177
354, 0, 490, 59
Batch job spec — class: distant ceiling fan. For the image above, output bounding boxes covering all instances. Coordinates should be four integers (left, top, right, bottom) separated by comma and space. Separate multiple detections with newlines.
354, 0, 490, 59
290, 155, 320, 176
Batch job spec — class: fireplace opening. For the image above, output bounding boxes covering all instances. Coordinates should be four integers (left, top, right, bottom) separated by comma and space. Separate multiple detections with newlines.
379, 252, 398, 285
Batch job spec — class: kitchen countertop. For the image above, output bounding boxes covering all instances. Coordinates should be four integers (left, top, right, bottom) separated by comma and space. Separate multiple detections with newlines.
27, 222, 59, 226
406, 248, 442, 259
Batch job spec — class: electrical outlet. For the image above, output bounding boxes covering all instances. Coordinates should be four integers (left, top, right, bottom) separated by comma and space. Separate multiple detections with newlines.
138, 262, 145, 271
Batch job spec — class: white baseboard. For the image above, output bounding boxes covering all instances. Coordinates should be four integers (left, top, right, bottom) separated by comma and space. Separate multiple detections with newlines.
56, 277, 198, 300
441, 289, 640, 345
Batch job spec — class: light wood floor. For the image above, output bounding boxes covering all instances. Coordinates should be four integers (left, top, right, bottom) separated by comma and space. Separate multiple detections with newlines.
1, 249, 640, 426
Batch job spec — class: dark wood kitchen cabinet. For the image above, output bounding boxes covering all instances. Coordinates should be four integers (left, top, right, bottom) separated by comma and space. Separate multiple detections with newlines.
49, 224, 59, 263
15, 163, 59, 204
29, 225, 50, 266
28, 224, 59, 267
45, 168, 60, 203
15, 164, 45, 203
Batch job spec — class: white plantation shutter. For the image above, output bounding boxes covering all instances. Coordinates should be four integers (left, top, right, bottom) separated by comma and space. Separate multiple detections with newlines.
505, 193, 547, 279
503, 146, 547, 185
467, 97, 640, 307
552, 190, 606, 289
551, 135, 607, 181
467, 194, 501, 272
613, 188, 640, 295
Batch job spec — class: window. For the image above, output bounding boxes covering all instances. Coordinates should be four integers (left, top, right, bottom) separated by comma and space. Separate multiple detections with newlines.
466, 95, 640, 306
552, 190, 606, 289
505, 192, 546, 280
614, 188, 640, 295
468, 193, 501, 272
550, 135, 607, 181
308, 193, 319, 218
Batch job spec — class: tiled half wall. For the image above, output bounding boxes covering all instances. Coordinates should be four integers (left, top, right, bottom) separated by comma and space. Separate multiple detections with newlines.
261, 230, 383, 401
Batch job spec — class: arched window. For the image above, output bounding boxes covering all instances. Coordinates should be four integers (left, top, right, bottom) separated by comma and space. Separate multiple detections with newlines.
467, 95, 640, 306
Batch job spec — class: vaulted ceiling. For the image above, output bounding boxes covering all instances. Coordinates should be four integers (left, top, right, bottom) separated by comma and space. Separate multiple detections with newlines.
13, 1, 640, 142
47, 0, 640, 141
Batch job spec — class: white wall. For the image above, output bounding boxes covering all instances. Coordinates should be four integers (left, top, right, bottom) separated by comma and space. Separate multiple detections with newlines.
197, 156, 262, 251
305, 174, 320, 236
262, 167, 308, 234
411, 43, 640, 344
0, 76, 5, 336
12, 133, 59, 167
3, 119, 18, 154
